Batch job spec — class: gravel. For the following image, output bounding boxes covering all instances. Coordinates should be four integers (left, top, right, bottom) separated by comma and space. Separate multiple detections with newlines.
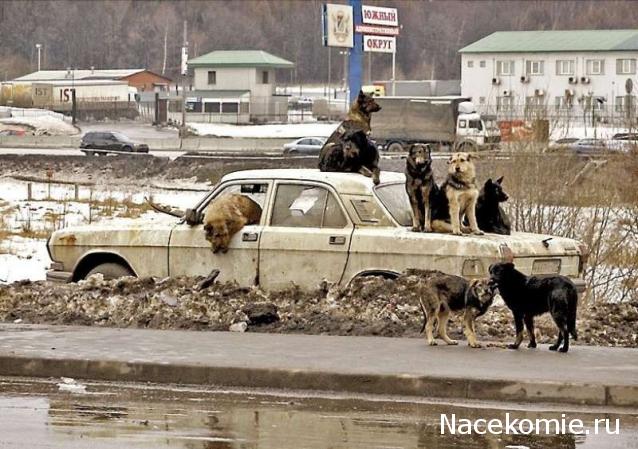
1, 274, 636, 348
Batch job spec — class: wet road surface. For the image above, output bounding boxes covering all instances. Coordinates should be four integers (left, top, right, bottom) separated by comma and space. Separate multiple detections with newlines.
0, 377, 636, 449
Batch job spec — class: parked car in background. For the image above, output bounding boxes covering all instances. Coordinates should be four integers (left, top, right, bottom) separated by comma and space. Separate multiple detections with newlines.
548, 137, 579, 152
282, 137, 326, 155
80, 131, 149, 156
566, 138, 628, 156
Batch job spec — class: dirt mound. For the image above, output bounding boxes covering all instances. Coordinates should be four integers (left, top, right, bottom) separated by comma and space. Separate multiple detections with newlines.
1, 274, 635, 347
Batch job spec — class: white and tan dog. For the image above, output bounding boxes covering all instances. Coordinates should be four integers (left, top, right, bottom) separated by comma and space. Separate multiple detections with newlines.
431, 152, 483, 236
203, 194, 262, 253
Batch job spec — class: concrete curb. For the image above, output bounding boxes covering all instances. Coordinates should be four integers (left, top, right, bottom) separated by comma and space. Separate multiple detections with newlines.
0, 354, 630, 407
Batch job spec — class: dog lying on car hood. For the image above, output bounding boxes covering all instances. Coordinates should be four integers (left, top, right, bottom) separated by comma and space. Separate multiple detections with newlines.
203, 194, 262, 254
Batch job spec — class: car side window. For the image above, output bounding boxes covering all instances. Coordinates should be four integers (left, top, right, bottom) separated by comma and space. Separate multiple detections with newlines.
203, 182, 269, 220
298, 139, 310, 145
270, 184, 347, 228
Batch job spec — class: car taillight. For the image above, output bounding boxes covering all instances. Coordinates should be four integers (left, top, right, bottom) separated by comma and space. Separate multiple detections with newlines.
577, 242, 590, 275
499, 244, 514, 262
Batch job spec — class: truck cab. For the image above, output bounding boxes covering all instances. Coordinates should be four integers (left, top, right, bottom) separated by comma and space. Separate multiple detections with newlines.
455, 103, 501, 151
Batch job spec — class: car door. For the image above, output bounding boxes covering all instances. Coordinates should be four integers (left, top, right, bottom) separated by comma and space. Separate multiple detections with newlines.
168, 180, 272, 286
258, 181, 354, 290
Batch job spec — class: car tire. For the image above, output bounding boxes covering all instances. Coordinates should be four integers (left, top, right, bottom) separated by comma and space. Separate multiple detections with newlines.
122, 146, 132, 152
85, 262, 134, 280
387, 142, 404, 152
85, 151, 94, 156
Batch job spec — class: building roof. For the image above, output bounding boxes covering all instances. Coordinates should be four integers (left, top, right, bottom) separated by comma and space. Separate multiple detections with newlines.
13, 69, 171, 83
187, 90, 251, 99
188, 50, 294, 68
32, 80, 129, 86
459, 30, 638, 53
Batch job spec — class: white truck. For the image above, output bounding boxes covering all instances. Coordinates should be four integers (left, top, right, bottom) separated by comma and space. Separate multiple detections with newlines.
47, 169, 587, 293
370, 96, 501, 152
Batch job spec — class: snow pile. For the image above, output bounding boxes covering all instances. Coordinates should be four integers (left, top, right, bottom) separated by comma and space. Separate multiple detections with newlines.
0, 106, 68, 121
0, 115, 79, 136
188, 122, 339, 139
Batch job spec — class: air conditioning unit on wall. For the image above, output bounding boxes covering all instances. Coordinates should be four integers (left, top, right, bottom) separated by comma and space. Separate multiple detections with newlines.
581, 77, 591, 84
502, 90, 512, 97
568, 76, 578, 84
535, 89, 545, 96
520, 75, 530, 83
492, 77, 501, 85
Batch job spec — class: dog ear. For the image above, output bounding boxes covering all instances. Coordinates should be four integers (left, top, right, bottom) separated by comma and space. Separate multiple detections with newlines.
496, 176, 504, 184
358, 90, 365, 99
447, 156, 453, 164
486, 178, 493, 185
468, 153, 479, 160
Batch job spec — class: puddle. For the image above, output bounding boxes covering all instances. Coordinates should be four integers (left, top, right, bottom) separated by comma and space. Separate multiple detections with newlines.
0, 378, 636, 448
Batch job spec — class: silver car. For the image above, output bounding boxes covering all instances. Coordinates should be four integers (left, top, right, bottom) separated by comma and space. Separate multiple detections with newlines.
282, 137, 326, 155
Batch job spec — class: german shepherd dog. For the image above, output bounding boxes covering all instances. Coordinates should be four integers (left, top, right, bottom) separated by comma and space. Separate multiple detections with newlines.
431, 152, 483, 235
414, 270, 497, 348
489, 262, 579, 353
405, 144, 435, 232
318, 90, 382, 184
203, 194, 262, 253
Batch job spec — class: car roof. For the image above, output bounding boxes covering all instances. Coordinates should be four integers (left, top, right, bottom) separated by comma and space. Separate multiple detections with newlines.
221, 169, 405, 194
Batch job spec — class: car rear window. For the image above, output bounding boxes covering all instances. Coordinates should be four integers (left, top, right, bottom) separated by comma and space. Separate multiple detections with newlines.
374, 183, 412, 226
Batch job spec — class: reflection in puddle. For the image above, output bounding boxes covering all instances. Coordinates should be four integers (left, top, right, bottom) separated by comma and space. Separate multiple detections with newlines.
0, 379, 635, 449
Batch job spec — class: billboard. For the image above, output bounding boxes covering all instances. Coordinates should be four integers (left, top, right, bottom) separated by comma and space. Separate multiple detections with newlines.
361, 5, 398, 27
323, 3, 354, 48
363, 35, 396, 53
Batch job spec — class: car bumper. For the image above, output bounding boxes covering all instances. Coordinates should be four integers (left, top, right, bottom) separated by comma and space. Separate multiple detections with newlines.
46, 270, 72, 283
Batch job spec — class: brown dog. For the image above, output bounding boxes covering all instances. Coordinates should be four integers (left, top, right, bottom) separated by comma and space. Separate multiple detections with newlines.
431, 152, 483, 235
405, 144, 435, 232
203, 194, 262, 253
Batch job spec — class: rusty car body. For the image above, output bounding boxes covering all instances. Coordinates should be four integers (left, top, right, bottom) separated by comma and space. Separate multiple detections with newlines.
47, 169, 587, 291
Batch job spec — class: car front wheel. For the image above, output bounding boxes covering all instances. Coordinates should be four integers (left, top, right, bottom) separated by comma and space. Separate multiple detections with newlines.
85, 262, 134, 280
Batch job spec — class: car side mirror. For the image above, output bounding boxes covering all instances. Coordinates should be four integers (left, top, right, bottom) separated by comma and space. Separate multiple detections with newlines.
184, 208, 202, 226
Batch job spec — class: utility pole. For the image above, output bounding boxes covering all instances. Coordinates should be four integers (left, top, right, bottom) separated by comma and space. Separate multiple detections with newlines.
35, 44, 42, 71
327, 47, 331, 111
180, 19, 188, 137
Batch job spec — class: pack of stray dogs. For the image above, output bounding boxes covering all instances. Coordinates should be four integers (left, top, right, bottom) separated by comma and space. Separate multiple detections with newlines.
202, 90, 579, 353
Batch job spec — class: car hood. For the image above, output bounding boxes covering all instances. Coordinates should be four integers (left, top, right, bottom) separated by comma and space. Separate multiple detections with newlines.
50, 219, 177, 248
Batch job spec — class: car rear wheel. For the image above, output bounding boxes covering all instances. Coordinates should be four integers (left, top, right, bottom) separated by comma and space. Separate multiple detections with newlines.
85, 262, 134, 280
122, 145, 132, 152
387, 142, 404, 152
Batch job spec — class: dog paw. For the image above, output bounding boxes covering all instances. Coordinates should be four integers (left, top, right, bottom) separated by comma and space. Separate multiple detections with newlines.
411, 226, 422, 232
473, 230, 485, 235
559, 346, 569, 353
469, 342, 483, 348
423, 225, 432, 233
427, 340, 438, 346
549, 345, 559, 351
446, 340, 459, 346
507, 344, 520, 350
452, 230, 463, 236
527, 342, 537, 349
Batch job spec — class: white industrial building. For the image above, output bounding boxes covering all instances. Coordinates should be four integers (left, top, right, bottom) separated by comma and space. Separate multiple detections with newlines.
459, 30, 638, 123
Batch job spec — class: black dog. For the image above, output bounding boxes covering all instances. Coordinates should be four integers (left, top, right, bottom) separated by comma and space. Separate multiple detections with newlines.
475, 176, 511, 234
489, 262, 578, 353
318, 90, 381, 184
405, 144, 436, 232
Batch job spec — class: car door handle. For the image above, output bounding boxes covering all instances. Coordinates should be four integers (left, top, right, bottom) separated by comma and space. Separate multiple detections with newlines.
242, 232, 259, 242
329, 235, 346, 245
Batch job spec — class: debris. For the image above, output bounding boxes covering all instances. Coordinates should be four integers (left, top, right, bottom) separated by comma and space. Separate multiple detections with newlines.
57, 377, 87, 394
242, 302, 279, 325
229, 322, 248, 332
195, 269, 221, 291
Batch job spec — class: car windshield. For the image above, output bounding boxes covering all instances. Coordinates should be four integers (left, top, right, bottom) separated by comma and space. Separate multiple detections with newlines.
374, 183, 411, 227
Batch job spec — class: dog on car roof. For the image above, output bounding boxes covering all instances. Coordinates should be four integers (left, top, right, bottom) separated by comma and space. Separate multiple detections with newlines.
318, 90, 382, 184
405, 144, 436, 232
410, 269, 497, 348
465, 176, 512, 235
203, 194, 262, 254
431, 152, 483, 235
489, 262, 578, 353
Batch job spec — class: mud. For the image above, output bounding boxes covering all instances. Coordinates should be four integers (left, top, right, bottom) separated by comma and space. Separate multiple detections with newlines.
1, 274, 636, 347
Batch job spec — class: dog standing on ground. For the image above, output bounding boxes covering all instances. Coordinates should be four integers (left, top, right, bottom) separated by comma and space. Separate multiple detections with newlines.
413, 270, 497, 348
431, 152, 483, 235
318, 90, 382, 184
489, 262, 578, 353
405, 144, 435, 232
203, 194, 262, 254
474, 176, 511, 235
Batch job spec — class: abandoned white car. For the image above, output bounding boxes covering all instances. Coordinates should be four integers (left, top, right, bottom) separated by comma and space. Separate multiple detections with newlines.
47, 169, 588, 291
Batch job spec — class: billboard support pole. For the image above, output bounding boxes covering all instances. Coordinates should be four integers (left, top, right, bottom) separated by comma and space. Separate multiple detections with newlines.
391, 49, 396, 96
348, 0, 362, 105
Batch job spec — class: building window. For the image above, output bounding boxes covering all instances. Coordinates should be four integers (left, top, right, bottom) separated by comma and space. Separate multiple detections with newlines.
586, 59, 604, 75
479, 60, 486, 68
496, 60, 514, 76
479, 96, 486, 105
204, 102, 221, 113
467, 60, 474, 68
617, 59, 636, 75
585, 96, 607, 111
222, 102, 239, 113
207, 71, 216, 85
261, 70, 269, 84
556, 60, 574, 76
554, 96, 573, 110
526, 60, 544, 76
496, 96, 513, 112
616, 96, 626, 112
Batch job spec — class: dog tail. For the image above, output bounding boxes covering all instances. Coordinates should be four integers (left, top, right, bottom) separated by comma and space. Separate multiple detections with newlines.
418, 298, 427, 334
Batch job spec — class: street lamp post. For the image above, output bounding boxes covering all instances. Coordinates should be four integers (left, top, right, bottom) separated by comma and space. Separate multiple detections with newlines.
35, 44, 42, 72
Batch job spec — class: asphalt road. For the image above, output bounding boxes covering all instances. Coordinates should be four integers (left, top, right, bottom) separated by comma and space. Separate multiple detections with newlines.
0, 377, 636, 449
